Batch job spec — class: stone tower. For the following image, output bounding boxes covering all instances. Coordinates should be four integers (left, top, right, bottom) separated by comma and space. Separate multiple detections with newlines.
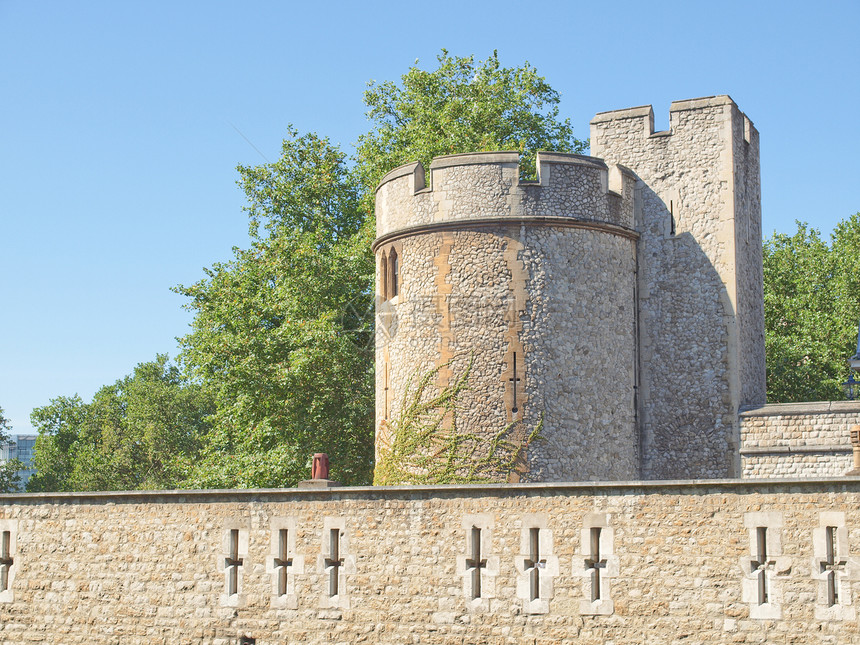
591, 95, 765, 479
374, 152, 640, 482
374, 96, 765, 483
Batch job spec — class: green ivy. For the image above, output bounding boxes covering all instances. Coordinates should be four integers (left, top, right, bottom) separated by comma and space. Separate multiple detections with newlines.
374, 356, 543, 485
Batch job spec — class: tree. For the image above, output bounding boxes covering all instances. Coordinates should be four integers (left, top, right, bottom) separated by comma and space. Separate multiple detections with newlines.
0, 407, 23, 492
763, 213, 860, 402
174, 51, 586, 487
174, 132, 376, 488
27, 356, 214, 492
355, 49, 586, 199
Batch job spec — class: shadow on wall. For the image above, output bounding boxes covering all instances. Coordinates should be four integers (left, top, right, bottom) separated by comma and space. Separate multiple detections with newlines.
635, 183, 737, 480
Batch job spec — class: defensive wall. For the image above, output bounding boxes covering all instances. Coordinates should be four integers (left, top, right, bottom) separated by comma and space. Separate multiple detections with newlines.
0, 480, 858, 644
739, 401, 860, 478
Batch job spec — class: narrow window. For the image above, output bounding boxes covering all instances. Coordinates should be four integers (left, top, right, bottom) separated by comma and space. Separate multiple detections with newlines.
578, 516, 615, 616
524, 527, 546, 601
752, 527, 769, 605
325, 528, 343, 597
585, 527, 606, 602
824, 526, 839, 606
380, 250, 389, 300
669, 199, 676, 236
508, 352, 522, 415
390, 248, 399, 298
274, 529, 292, 597
0, 531, 12, 592
225, 529, 243, 596
465, 527, 487, 599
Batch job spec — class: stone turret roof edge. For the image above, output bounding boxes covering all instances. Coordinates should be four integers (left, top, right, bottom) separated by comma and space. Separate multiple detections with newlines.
375, 150, 610, 193
535, 150, 607, 170
428, 150, 520, 169
428, 150, 608, 171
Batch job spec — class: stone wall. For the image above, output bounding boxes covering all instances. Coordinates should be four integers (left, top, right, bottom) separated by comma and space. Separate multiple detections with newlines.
740, 402, 860, 478
374, 152, 635, 239
0, 480, 859, 643
732, 110, 766, 409
374, 152, 639, 482
590, 96, 766, 480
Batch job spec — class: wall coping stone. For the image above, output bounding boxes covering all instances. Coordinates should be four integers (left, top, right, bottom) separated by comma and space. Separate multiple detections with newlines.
740, 401, 860, 417
590, 105, 653, 124
590, 95, 739, 128
739, 445, 852, 455
669, 95, 735, 111
4, 477, 860, 505
427, 151, 521, 169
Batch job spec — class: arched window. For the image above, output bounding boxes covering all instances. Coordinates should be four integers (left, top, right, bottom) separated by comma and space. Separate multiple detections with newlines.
380, 247, 400, 301
380, 250, 389, 300
390, 249, 399, 298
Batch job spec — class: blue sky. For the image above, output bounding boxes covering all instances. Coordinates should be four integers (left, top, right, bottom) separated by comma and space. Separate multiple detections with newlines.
1, 0, 858, 433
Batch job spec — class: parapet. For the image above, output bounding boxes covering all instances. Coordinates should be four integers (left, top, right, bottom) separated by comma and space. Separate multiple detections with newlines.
590, 95, 757, 143
374, 151, 637, 242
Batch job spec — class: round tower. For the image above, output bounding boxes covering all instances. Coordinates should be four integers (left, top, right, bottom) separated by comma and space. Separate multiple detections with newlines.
373, 151, 639, 483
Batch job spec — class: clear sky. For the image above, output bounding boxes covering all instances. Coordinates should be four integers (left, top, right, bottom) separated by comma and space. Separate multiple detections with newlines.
1, 0, 858, 434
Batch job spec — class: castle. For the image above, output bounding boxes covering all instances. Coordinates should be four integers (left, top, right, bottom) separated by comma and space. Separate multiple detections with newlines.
374, 95, 763, 483
0, 97, 858, 644
374, 95, 855, 482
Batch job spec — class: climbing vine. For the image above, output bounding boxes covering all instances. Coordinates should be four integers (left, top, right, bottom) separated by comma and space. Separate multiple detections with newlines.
374, 356, 543, 485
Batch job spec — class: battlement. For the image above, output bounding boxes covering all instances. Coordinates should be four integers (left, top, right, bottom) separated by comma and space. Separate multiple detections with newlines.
591, 95, 757, 143
374, 151, 637, 241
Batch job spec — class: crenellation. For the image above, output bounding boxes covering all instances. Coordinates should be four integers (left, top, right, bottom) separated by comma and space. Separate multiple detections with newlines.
376, 97, 771, 483
590, 104, 654, 138
374, 151, 634, 241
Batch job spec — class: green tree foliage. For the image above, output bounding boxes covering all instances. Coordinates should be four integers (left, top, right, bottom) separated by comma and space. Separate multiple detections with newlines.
763, 213, 860, 402
0, 407, 23, 492
27, 356, 214, 492
172, 52, 583, 488
355, 49, 586, 197
174, 132, 376, 488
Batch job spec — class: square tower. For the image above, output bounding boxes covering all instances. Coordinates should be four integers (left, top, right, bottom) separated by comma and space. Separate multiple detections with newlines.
591, 96, 765, 479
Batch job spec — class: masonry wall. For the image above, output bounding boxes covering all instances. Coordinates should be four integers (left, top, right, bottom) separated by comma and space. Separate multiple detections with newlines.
732, 111, 766, 408
590, 96, 767, 480
0, 480, 859, 644
740, 402, 860, 478
374, 152, 639, 482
